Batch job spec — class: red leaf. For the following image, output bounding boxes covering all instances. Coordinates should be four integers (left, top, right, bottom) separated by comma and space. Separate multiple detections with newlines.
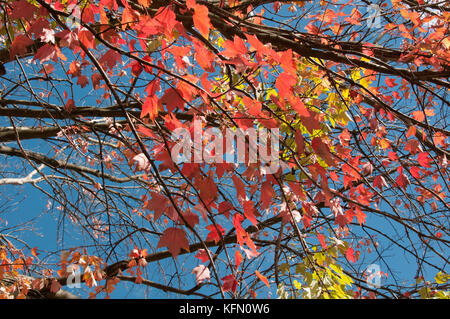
243, 200, 258, 226
222, 36, 247, 58
222, 274, 238, 293
291, 97, 309, 116
218, 201, 234, 219
243, 96, 262, 117
64, 99, 75, 113
99, 49, 122, 71
32, 43, 57, 63
78, 28, 95, 49
396, 167, 410, 189
433, 131, 446, 147
417, 152, 432, 168
157, 227, 189, 258
193, 39, 215, 72
182, 211, 199, 228
260, 180, 274, 210
346, 247, 356, 263
10, 0, 36, 20
159, 88, 185, 112
76, 75, 89, 88
354, 206, 367, 225
409, 166, 421, 178
311, 137, 336, 166
141, 95, 159, 120
405, 139, 421, 155
195, 249, 210, 263
385, 77, 397, 88
335, 214, 350, 228
232, 175, 246, 200
193, 4, 211, 38
233, 214, 246, 247
295, 131, 305, 155
411, 111, 425, 122
275, 72, 296, 99
10, 35, 34, 59
206, 224, 225, 243
317, 233, 327, 249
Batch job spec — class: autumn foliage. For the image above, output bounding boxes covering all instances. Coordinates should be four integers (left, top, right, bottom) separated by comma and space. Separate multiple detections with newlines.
0, 0, 449, 299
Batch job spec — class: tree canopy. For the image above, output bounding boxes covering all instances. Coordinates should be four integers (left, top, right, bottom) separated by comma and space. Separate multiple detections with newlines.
0, 0, 449, 299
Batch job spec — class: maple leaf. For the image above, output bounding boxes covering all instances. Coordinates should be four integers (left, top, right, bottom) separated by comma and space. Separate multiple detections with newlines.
232, 175, 246, 200
243, 200, 258, 226
121, 6, 138, 30
157, 227, 190, 258
192, 265, 210, 284
243, 96, 262, 117
433, 131, 446, 147
405, 139, 421, 155
295, 131, 305, 155
311, 137, 336, 166
346, 247, 356, 263
218, 201, 234, 219
101, 0, 118, 10
385, 77, 397, 88
222, 36, 247, 58
193, 4, 211, 39
99, 49, 122, 71
317, 233, 327, 249
67, 61, 81, 78
410, 166, 421, 179
183, 211, 200, 228
141, 95, 159, 120
76, 75, 89, 88
275, 72, 296, 99
78, 28, 95, 49
10, 35, 34, 59
64, 99, 75, 113
194, 249, 210, 263
222, 274, 238, 293
260, 180, 274, 210
290, 97, 309, 116
396, 167, 410, 189
206, 224, 225, 243
335, 214, 350, 228
57, 30, 79, 50
417, 152, 432, 168
10, 0, 36, 20
32, 44, 59, 63
354, 206, 367, 225
159, 88, 185, 112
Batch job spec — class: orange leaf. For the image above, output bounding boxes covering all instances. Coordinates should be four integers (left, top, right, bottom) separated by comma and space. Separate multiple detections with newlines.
193, 4, 211, 38
406, 125, 416, 138
255, 270, 270, 288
